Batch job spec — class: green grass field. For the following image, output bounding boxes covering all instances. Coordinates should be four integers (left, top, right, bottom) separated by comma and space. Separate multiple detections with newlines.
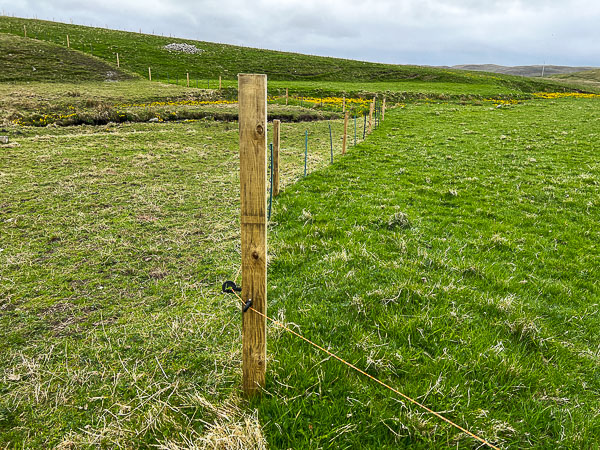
1, 15, 600, 450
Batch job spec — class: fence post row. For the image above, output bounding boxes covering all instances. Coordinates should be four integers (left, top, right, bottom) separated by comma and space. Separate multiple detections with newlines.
342, 112, 348, 155
368, 99, 374, 133
329, 123, 333, 164
238, 73, 268, 397
304, 130, 308, 176
273, 119, 280, 197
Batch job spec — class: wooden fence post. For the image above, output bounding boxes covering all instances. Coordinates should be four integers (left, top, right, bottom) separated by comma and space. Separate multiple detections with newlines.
187, 72, 190, 87
273, 119, 280, 197
148, 67, 152, 81
368, 99, 374, 133
343, 96, 346, 113
23, 25, 27, 38
116, 53, 120, 67
238, 73, 268, 397
219, 76, 222, 89
382, 97, 386, 121
285, 88, 288, 105
342, 111, 349, 155
66, 34, 70, 48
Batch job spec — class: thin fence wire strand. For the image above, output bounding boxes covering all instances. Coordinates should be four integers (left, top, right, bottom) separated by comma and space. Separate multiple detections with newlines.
228, 288, 500, 450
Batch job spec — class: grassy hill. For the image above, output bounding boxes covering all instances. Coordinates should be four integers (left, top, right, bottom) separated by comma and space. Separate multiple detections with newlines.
0, 33, 134, 82
551, 69, 600, 89
0, 16, 571, 94
451, 64, 597, 78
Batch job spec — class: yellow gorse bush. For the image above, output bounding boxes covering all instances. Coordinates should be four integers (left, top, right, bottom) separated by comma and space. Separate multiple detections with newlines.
534, 92, 600, 99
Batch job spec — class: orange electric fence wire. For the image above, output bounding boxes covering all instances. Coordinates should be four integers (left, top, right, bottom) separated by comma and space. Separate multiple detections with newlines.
229, 288, 500, 450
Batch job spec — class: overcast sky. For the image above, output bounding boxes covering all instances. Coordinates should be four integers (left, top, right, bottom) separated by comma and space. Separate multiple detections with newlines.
2, 0, 598, 67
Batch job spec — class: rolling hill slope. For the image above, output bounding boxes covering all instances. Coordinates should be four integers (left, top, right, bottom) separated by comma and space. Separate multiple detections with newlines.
551, 69, 600, 89
0, 16, 571, 94
451, 64, 597, 78
0, 33, 135, 82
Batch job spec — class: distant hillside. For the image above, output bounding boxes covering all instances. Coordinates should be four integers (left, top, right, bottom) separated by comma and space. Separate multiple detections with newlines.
0, 33, 135, 82
450, 64, 597, 78
0, 16, 574, 94
551, 69, 600, 82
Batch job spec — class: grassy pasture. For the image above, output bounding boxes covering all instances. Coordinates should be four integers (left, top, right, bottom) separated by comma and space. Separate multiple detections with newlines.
1, 93, 599, 448
0, 117, 352, 448
263, 97, 600, 448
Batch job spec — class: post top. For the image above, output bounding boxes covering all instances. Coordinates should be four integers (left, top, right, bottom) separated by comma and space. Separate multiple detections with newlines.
237, 73, 267, 79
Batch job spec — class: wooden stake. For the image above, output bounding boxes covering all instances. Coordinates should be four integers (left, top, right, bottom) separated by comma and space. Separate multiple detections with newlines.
238, 73, 267, 397
116, 53, 120, 68
382, 97, 386, 121
219, 76, 222, 89
23, 25, 27, 38
273, 119, 280, 197
368, 99, 374, 133
342, 96, 346, 113
66, 34, 70, 48
148, 67, 152, 81
187, 72, 190, 87
342, 111, 349, 155
285, 88, 288, 105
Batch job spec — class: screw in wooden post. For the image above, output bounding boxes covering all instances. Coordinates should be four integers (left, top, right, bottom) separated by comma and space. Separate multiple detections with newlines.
187, 72, 190, 87
116, 53, 120, 67
66, 34, 70, 48
273, 119, 280, 197
342, 111, 349, 155
238, 73, 268, 397
148, 67, 152, 81
382, 97, 386, 121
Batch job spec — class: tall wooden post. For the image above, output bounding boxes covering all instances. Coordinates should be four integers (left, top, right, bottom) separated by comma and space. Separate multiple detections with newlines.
285, 88, 288, 105
238, 74, 267, 397
66, 34, 70, 48
273, 119, 280, 197
187, 72, 190, 87
342, 112, 349, 155
219, 76, 222, 89
116, 53, 120, 67
342, 96, 346, 113
368, 99, 374, 133
382, 97, 386, 121
148, 67, 152, 81
23, 25, 27, 38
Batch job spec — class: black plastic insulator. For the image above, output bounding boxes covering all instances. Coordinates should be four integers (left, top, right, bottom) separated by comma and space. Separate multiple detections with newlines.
222, 280, 241, 294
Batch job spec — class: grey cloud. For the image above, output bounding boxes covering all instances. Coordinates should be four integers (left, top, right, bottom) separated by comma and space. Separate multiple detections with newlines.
1, 0, 597, 66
